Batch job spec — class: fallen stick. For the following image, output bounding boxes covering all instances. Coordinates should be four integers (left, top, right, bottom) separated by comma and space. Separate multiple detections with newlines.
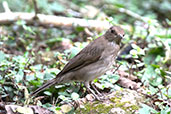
0, 12, 111, 31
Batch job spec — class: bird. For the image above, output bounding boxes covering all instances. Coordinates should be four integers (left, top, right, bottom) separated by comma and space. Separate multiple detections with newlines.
30, 26, 125, 100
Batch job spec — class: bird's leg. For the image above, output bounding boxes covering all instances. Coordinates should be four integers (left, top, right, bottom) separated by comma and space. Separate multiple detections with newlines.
84, 82, 101, 101
78, 82, 85, 96
90, 82, 102, 96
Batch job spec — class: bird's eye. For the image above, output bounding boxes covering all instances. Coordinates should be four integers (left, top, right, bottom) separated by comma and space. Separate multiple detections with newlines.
111, 30, 115, 34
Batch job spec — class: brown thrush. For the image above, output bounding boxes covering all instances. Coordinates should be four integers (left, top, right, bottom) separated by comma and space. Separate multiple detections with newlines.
31, 26, 125, 100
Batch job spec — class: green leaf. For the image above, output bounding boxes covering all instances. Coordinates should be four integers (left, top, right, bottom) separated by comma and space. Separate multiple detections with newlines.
71, 92, 79, 100
0, 78, 5, 84
49, 2, 65, 12
30, 64, 43, 71
143, 65, 162, 86
29, 80, 42, 87
151, 64, 160, 68
44, 72, 55, 80
160, 69, 166, 77
75, 26, 85, 32
46, 37, 63, 44
0, 51, 5, 61
148, 85, 158, 95
60, 105, 72, 113
144, 47, 165, 64
69, 47, 81, 59
46, 37, 63, 47
44, 91, 52, 96
130, 49, 138, 58
26, 72, 35, 81
55, 107, 61, 111
15, 69, 24, 83
160, 106, 170, 114
139, 104, 158, 114
42, 103, 53, 108
22, 25, 35, 34
35, 72, 44, 80
58, 95, 70, 101
114, 3, 125, 8
156, 34, 171, 39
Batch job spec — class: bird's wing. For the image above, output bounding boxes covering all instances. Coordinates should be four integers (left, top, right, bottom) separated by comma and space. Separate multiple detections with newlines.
57, 38, 105, 77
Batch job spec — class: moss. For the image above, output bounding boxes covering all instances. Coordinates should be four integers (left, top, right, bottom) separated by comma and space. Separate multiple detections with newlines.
76, 89, 142, 113
76, 102, 114, 114
128, 105, 139, 110
110, 96, 139, 113
110, 97, 122, 103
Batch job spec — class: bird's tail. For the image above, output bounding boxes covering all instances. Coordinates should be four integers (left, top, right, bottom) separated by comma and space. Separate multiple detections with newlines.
30, 78, 58, 96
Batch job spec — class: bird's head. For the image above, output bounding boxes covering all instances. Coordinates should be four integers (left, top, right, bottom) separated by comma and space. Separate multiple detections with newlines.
105, 26, 125, 44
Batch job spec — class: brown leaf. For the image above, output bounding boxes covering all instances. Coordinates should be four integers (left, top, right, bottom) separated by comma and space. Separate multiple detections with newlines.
117, 77, 141, 90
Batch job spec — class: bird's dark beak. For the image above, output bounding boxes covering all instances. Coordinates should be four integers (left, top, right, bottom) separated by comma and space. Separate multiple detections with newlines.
118, 34, 123, 39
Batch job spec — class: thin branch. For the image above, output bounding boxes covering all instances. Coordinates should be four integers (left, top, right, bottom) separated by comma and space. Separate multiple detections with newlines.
2, 1, 11, 13
118, 7, 145, 21
32, 0, 39, 19
113, 64, 121, 74
107, 5, 146, 22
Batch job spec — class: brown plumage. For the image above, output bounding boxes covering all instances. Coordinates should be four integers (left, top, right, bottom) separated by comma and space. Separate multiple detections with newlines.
31, 26, 125, 100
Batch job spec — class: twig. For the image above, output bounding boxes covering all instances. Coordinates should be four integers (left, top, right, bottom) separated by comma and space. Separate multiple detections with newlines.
146, 25, 150, 39
84, 28, 94, 36
118, 7, 144, 21
2, 1, 11, 13
32, 0, 39, 19
23, 58, 31, 86
129, 62, 133, 78
0, 84, 8, 95
107, 5, 146, 22
157, 86, 163, 99
113, 64, 121, 74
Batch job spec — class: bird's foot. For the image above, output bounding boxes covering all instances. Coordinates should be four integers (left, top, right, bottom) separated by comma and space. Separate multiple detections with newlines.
94, 94, 106, 101
85, 82, 106, 101
91, 83, 103, 97
86, 93, 105, 101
